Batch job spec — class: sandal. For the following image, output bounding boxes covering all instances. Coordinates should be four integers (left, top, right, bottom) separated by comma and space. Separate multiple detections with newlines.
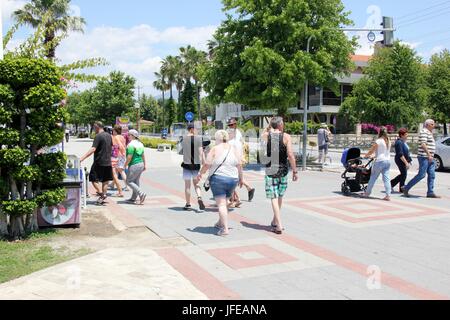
214, 223, 223, 229
271, 227, 283, 235
271, 223, 285, 231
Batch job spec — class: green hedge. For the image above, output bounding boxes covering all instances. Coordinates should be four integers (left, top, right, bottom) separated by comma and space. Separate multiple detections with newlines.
140, 137, 177, 150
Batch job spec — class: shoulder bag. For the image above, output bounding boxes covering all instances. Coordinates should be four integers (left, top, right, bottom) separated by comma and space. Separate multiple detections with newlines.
204, 147, 231, 192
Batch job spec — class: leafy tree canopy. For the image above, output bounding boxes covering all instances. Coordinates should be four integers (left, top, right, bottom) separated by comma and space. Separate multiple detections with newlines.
204, 0, 357, 115
428, 49, 450, 126
340, 42, 428, 128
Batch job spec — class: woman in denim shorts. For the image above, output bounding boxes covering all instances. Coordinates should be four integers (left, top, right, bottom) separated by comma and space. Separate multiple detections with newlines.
195, 130, 243, 236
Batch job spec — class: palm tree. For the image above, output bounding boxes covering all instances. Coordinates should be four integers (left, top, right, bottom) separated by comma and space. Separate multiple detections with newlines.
13, 0, 86, 60
153, 72, 167, 127
180, 45, 208, 122
174, 56, 185, 104
161, 55, 179, 100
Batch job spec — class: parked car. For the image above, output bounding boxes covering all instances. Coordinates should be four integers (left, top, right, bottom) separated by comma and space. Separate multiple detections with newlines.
435, 137, 450, 171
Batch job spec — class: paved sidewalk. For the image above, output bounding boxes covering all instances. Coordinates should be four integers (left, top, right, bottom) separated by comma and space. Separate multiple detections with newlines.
0, 248, 207, 300
2, 140, 449, 300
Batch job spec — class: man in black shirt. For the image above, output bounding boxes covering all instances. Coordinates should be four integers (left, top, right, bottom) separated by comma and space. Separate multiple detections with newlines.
181, 123, 206, 212
81, 121, 113, 205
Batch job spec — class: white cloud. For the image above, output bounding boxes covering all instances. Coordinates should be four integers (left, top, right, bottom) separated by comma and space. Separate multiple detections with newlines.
1, 0, 27, 22
53, 24, 217, 95
418, 45, 446, 61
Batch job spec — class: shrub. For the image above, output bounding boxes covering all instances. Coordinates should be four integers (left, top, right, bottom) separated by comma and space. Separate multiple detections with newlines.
140, 137, 177, 150
0, 58, 68, 240
361, 123, 396, 134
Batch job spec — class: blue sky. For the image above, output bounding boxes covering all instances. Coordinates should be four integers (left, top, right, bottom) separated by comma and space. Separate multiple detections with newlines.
2, 0, 450, 95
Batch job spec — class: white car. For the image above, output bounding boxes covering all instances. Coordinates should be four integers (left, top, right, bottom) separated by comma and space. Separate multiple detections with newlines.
435, 137, 450, 171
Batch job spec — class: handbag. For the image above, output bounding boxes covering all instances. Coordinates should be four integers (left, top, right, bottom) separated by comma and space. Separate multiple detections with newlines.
177, 137, 183, 155
204, 147, 231, 192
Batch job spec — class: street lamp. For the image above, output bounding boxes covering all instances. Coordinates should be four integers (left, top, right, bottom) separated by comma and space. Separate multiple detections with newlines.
134, 102, 140, 134
302, 35, 315, 171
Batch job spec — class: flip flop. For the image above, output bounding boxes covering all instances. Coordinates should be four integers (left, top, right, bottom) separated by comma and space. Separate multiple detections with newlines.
271, 223, 285, 231
271, 227, 283, 235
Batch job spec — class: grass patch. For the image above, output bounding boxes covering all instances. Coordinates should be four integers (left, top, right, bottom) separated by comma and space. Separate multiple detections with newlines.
0, 230, 90, 284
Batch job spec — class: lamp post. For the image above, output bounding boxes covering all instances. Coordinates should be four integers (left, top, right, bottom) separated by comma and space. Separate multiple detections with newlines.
302, 35, 315, 171
134, 102, 140, 134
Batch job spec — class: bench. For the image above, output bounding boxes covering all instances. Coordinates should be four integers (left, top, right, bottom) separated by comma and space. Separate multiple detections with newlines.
157, 144, 172, 152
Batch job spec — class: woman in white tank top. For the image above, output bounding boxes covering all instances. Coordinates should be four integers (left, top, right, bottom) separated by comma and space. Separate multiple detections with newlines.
195, 130, 243, 236
364, 127, 392, 201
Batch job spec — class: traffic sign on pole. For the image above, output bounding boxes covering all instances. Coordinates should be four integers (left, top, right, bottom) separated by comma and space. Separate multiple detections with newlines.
185, 112, 194, 123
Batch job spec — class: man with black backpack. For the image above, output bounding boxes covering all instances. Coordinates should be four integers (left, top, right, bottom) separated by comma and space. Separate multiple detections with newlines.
262, 117, 299, 235
181, 124, 206, 212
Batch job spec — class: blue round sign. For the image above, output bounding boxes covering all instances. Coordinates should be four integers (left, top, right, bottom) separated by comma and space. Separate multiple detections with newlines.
185, 112, 194, 122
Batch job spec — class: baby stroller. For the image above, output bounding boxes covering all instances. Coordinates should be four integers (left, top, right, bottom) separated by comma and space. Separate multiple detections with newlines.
340, 148, 374, 196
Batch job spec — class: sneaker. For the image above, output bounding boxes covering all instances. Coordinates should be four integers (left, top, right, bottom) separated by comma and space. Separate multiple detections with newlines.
125, 199, 137, 204
183, 204, 193, 211
139, 193, 147, 205
427, 194, 441, 199
248, 189, 256, 202
198, 199, 206, 212
403, 188, 410, 198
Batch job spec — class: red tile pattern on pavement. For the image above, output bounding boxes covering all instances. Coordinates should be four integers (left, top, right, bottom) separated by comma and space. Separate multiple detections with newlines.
141, 177, 450, 300
285, 197, 449, 224
208, 245, 297, 270
156, 248, 241, 300
227, 212, 449, 300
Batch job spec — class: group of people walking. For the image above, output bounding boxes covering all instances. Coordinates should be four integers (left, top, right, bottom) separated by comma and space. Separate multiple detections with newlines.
363, 119, 441, 200
80, 122, 147, 205
181, 117, 297, 236
79, 117, 442, 238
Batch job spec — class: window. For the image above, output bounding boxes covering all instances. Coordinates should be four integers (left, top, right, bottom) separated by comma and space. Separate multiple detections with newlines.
443, 138, 450, 146
308, 85, 321, 107
323, 88, 341, 106
342, 85, 353, 102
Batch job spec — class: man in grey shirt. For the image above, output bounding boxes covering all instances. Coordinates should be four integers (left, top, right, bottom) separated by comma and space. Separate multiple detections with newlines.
181, 124, 206, 212
317, 124, 331, 164
403, 119, 441, 198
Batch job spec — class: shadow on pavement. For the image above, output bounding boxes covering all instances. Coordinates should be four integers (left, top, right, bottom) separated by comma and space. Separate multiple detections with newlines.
241, 221, 272, 232
187, 226, 219, 236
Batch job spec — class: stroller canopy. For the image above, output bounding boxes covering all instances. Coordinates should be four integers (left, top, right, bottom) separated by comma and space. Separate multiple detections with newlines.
341, 148, 361, 167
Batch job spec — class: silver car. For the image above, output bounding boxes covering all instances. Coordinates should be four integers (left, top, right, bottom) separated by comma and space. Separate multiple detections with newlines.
435, 137, 450, 171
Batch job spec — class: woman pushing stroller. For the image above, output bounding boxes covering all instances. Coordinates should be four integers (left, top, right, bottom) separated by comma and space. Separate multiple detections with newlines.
363, 127, 392, 201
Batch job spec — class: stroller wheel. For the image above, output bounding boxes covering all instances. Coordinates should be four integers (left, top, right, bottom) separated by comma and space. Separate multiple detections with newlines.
341, 183, 351, 196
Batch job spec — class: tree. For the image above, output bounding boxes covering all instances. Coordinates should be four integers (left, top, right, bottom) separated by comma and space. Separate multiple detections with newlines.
89, 71, 136, 126
428, 50, 450, 136
203, 0, 356, 117
0, 58, 68, 239
178, 79, 197, 121
180, 45, 208, 121
66, 90, 96, 129
340, 42, 427, 128
138, 94, 160, 122
161, 55, 179, 100
13, 0, 86, 60
166, 99, 177, 128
